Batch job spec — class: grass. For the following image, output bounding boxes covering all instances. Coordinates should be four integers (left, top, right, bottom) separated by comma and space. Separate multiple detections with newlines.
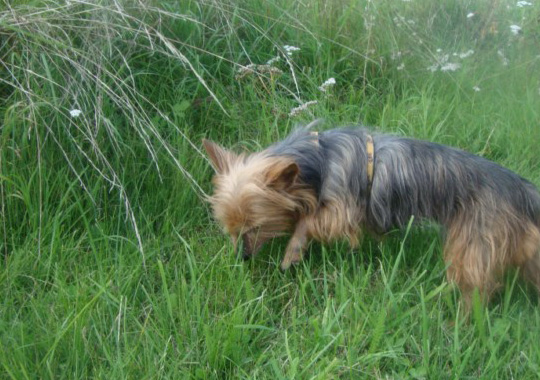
1, 0, 540, 378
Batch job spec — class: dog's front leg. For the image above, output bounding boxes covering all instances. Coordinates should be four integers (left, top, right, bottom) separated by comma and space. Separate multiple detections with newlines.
280, 219, 310, 270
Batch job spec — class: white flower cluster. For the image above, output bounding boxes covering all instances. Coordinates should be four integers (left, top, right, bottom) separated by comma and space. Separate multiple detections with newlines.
289, 100, 318, 117
393, 15, 416, 27
266, 56, 281, 65
318, 77, 336, 92
69, 109, 82, 118
516, 1, 532, 7
390, 51, 403, 60
428, 49, 475, 72
497, 50, 509, 66
457, 50, 474, 59
235, 64, 283, 80
283, 45, 300, 56
439, 63, 462, 72
428, 53, 455, 72
510, 25, 522, 36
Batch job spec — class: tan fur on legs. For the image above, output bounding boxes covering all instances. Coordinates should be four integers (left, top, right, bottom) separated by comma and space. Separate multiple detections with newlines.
516, 223, 540, 292
280, 219, 309, 270
304, 200, 362, 247
280, 200, 365, 270
444, 210, 510, 308
444, 203, 540, 308
522, 254, 540, 293
444, 238, 499, 310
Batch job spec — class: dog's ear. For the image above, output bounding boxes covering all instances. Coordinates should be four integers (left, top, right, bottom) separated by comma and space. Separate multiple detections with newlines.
265, 160, 299, 191
203, 139, 236, 173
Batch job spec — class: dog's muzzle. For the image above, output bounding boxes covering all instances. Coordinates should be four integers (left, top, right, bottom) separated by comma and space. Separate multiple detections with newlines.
241, 242, 251, 261
238, 234, 267, 260
236, 235, 252, 260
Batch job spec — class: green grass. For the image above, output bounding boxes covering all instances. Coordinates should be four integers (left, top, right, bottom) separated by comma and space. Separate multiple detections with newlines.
1, 0, 540, 378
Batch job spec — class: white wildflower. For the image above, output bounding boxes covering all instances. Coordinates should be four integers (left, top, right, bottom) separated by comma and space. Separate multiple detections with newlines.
393, 15, 406, 27
266, 56, 281, 65
440, 62, 461, 72
467, 12, 475, 18
497, 50, 509, 66
516, 1, 532, 7
428, 51, 456, 72
458, 50, 474, 59
391, 51, 402, 60
289, 101, 318, 117
364, 14, 376, 31
473, 86, 481, 92
510, 25, 522, 35
69, 109, 82, 118
318, 77, 336, 92
258, 65, 283, 76
397, 63, 405, 71
237, 64, 256, 74
235, 64, 256, 80
235, 64, 282, 80
283, 45, 300, 56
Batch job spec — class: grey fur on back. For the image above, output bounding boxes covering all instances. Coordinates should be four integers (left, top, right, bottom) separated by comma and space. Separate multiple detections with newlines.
269, 127, 540, 233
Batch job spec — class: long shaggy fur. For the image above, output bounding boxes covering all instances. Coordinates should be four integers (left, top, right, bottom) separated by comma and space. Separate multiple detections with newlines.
204, 126, 540, 305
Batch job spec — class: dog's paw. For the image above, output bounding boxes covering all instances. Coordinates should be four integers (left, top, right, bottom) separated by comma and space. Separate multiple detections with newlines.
280, 249, 303, 271
280, 259, 302, 271
280, 260, 292, 271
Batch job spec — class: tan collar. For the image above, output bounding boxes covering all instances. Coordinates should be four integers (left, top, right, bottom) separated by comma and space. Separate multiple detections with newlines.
309, 131, 319, 146
310, 131, 374, 188
366, 134, 374, 187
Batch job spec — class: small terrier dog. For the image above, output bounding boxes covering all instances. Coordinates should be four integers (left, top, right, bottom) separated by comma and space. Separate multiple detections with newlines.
203, 125, 540, 305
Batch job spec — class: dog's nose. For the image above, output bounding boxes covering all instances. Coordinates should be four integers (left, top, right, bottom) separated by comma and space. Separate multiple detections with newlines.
237, 238, 252, 260
241, 243, 252, 261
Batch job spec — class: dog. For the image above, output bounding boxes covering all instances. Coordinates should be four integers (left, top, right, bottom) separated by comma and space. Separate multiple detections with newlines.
203, 124, 540, 306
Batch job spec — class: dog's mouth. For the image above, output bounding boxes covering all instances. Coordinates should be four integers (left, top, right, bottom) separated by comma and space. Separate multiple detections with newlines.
239, 234, 268, 260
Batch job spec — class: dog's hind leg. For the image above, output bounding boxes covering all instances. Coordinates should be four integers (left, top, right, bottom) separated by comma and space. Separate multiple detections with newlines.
516, 223, 540, 293
443, 215, 506, 309
521, 254, 540, 293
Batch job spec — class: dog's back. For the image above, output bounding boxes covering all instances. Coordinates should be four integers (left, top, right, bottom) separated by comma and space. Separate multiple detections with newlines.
270, 127, 540, 233
369, 134, 540, 232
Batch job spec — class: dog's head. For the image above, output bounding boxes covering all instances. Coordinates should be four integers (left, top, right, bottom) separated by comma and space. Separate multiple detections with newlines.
203, 139, 303, 259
